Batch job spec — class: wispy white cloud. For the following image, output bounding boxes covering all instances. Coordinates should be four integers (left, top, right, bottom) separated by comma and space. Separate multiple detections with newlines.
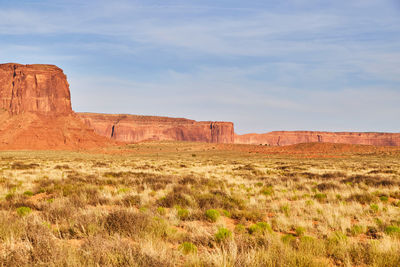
0, 0, 399, 133
69, 64, 400, 133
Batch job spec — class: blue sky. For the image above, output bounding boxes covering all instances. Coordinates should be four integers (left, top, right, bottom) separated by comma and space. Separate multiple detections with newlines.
1, 0, 400, 133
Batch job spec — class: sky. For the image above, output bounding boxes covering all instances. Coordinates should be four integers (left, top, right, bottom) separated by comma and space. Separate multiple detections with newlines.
1, 0, 400, 133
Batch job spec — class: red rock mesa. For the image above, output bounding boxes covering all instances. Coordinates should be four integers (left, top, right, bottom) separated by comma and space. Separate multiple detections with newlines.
0, 63, 111, 150
0, 63, 234, 149
0, 63, 72, 115
0, 63, 399, 149
234, 131, 400, 146
78, 113, 234, 144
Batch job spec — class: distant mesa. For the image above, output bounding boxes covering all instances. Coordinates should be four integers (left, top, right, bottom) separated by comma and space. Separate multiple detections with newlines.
234, 131, 400, 147
78, 113, 234, 144
0, 62, 399, 150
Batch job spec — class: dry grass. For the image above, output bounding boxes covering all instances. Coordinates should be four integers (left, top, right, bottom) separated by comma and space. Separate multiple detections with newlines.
0, 142, 399, 266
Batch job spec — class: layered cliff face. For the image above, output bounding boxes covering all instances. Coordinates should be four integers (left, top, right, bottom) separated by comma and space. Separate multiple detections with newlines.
235, 131, 400, 146
0, 63, 235, 148
1, 62, 399, 149
0, 63, 72, 115
78, 113, 234, 144
0, 63, 113, 150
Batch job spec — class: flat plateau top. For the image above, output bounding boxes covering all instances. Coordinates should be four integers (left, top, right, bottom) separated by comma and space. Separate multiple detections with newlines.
0, 63, 61, 71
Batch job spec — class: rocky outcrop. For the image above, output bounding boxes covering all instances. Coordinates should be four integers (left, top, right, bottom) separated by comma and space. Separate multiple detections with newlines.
78, 113, 234, 144
0, 62, 235, 148
0, 63, 114, 150
0, 63, 72, 115
235, 131, 400, 146
1, 62, 399, 149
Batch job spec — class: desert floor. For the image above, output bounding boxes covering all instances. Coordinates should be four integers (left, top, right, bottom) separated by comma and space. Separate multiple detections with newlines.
0, 142, 399, 266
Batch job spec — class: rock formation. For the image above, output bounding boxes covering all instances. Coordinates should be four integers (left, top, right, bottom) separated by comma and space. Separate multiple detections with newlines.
235, 131, 400, 146
0, 63, 112, 150
0, 63, 72, 115
78, 113, 234, 144
1, 62, 399, 149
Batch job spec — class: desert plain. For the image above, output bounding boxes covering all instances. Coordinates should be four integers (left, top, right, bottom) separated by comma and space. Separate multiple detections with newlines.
0, 142, 400, 266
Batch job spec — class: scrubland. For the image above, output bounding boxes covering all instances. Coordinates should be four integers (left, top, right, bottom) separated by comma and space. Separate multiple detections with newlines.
0, 142, 399, 266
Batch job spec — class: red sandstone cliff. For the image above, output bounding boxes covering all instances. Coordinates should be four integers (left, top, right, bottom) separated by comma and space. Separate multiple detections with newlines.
0, 63, 234, 148
0, 63, 72, 115
1, 62, 399, 149
0, 63, 113, 150
235, 131, 400, 146
78, 113, 234, 144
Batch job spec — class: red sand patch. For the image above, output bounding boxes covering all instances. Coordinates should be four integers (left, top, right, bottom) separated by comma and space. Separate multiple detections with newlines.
0, 111, 118, 150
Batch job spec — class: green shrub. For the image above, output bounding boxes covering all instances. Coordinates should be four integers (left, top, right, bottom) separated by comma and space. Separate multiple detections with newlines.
177, 208, 190, 220
248, 222, 272, 235
222, 209, 231, 217
329, 231, 348, 244
179, 242, 197, 254
5, 193, 14, 201
385, 226, 400, 236
350, 225, 365, 236
23, 191, 34, 197
370, 204, 379, 213
260, 186, 274, 196
314, 193, 327, 202
117, 187, 130, 194
139, 207, 147, 212
215, 227, 232, 242
380, 196, 389, 202
295, 226, 306, 237
205, 209, 220, 222
157, 207, 166, 215
305, 200, 314, 206
16, 206, 32, 217
281, 234, 296, 245
280, 204, 290, 217
248, 224, 259, 234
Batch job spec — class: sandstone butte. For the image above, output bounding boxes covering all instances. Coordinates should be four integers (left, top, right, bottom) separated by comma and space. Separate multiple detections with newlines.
0, 63, 113, 150
0, 62, 399, 149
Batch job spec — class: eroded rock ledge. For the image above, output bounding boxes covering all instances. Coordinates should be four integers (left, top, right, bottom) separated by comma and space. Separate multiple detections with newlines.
234, 131, 400, 146
78, 113, 234, 144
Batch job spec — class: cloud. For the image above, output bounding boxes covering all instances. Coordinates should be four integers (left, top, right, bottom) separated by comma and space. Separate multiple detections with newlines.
0, 0, 399, 133
69, 65, 400, 133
